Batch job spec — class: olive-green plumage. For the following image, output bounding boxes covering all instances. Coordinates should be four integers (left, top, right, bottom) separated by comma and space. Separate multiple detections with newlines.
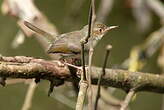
24, 21, 117, 59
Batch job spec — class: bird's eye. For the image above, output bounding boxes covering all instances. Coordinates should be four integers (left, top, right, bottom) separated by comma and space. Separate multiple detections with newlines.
99, 28, 102, 33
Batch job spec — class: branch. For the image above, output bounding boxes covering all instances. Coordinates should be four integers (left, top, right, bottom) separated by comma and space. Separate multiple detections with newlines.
87, 47, 94, 110
0, 56, 164, 93
87, 0, 96, 107
120, 89, 135, 110
75, 81, 88, 110
77, 0, 96, 109
0, 56, 70, 81
21, 80, 37, 110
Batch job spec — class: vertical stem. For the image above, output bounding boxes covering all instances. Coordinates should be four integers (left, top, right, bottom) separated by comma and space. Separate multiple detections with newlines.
81, 44, 87, 81
94, 45, 112, 110
76, 0, 96, 109
76, 81, 88, 110
88, 47, 94, 110
21, 79, 37, 110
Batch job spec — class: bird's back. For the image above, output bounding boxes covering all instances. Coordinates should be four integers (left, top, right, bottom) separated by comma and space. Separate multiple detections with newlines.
47, 31, 85, 54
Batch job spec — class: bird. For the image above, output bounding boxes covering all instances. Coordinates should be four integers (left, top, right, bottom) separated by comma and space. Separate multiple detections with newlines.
24, 21, 118, 60
24, 21, 117, 96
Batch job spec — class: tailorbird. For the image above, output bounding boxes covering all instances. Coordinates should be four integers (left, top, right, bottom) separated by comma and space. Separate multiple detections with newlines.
24, 21, 117, 59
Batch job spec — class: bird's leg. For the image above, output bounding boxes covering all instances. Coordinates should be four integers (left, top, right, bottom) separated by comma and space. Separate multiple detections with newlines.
63, 59, 82, 95
64, 62, 82, 70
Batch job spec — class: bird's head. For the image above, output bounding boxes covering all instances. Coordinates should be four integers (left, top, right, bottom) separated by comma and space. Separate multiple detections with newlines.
92, 22, 118, 40
82, 22, 118, 40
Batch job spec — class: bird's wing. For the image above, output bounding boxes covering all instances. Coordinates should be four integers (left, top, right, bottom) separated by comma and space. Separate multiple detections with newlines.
47, 32, 82, 54
47, 40, 81, 54
24, 21, 54, 41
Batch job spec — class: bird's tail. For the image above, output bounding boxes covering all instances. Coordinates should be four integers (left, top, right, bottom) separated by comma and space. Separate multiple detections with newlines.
24, 21, 55, 41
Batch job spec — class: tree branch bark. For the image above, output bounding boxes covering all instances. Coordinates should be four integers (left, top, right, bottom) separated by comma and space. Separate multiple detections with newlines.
0, 56, 164, 93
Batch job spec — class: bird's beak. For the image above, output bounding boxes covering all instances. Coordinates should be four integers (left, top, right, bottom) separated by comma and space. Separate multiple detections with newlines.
106, 26, 119, 31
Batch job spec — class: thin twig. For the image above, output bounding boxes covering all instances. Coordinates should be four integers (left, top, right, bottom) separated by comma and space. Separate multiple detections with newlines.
94, 45, 112, 110
87, 47, 94, 110
80, 1, 94, 81
21, 79, 37, 110
75, 81, 88, 110
83, 0, 96, 43
102, 45, 112, 76
81, 44, 87, 81
87, 0, 96, 108
120, 90, 135, 110
80, 0, 96, 80
76, 0, 96, 109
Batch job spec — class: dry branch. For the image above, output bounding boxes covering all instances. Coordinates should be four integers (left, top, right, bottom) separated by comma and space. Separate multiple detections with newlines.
0, 56, 164, 94
120, 89, 135, 110
0, 56, 70, 81
77, 0, 96, 109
